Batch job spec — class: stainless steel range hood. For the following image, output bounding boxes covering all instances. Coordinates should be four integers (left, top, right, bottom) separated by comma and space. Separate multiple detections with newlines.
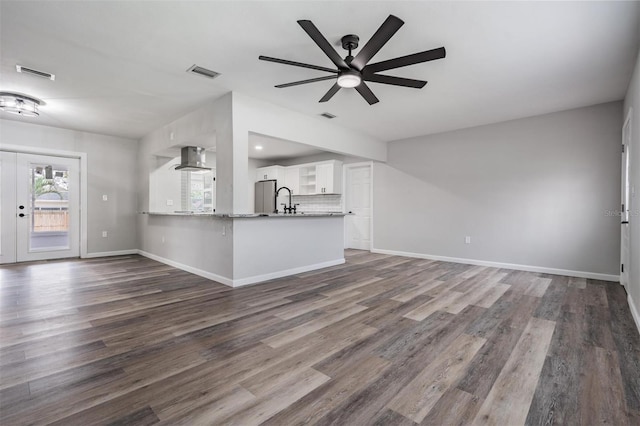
174, 146, 211, 171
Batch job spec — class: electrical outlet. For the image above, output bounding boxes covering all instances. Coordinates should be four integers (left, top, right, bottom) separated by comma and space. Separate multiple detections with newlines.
102, 231, 108, 238
166, 199, 174, 206
222, 226, 226, 236
102, 194, 108, 201
465, 236, 471, 244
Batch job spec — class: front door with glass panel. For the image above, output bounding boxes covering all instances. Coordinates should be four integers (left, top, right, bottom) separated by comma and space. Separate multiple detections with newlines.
1, 152, 80, 263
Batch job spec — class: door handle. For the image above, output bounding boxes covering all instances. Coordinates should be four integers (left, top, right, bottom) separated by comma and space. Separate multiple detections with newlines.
622, 221, 629, 224
18, 213, 29, 218
19, 205, 25, 210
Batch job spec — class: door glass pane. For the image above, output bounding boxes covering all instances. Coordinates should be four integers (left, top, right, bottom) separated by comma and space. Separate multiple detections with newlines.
29, 163, 70, 251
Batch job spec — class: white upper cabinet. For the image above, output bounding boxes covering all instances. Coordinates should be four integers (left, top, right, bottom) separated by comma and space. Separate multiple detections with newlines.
298, 164, 317, 195
297, 160, 342, 195
284, 167, 300, 195
315, 161, 342, 194
315, 163, 333, 194
256, 161, 342, 195
256, 165, 283, 182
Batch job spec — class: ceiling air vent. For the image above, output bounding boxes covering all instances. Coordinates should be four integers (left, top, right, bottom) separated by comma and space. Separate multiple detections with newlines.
186, 65, 220, 80
16, 65, 55, 81
320, 112, 336, 119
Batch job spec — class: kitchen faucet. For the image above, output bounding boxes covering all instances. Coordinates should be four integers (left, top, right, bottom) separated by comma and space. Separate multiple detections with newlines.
276, 186, 297, 214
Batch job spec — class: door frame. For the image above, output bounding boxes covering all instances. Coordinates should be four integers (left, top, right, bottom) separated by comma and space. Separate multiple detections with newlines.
343, 161, 374, 251
1, 144, 88, 258
621, 109, 632, 288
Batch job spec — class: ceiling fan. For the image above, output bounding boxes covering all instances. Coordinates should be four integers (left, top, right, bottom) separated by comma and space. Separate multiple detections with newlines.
259, 15, 446, 105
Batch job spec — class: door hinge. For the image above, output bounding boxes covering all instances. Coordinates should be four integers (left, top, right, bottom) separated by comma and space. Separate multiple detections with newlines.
622, 144, 625, 153
621, 264, 624, 273
622, 203, 625, 212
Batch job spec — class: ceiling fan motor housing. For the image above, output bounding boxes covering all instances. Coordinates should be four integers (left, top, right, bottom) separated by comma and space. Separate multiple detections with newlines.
341, 34, 360, 53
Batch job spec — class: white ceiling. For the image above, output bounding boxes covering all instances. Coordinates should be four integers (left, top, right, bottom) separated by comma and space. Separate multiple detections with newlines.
1, 1, 638, 142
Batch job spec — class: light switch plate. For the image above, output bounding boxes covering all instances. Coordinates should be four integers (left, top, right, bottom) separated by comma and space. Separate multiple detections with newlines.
167, 200, 174, 206
102, 194, 108, 201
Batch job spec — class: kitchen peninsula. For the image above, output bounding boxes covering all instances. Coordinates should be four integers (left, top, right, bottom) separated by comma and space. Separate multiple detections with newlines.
140, 211, 348, 287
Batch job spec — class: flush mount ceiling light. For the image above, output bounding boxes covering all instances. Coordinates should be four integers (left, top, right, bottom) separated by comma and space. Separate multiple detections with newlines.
0, 92, 42, 117
254, 145, 263, 150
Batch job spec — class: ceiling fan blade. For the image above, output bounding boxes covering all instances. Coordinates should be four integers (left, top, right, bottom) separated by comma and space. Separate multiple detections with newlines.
364, 47, 446, 73
259, 56, 338, 74
275, 75, 336, 88
297, 20, 349, 69
363, 73, 427, 89
351, 15, 404, 71
355, 82, 380, 105
319, 83, 341, 102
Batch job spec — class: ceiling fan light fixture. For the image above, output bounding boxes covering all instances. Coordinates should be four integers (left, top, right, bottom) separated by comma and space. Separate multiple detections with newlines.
337, 69, 362, 88
0, 92, 41, 117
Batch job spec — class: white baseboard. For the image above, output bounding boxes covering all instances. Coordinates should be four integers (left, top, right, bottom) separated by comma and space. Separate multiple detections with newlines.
232, 258, 346, 287
629, 293, 640, 335
137, 250, 234, 287
83, 249, 139, 258
371, 248, 620, 282
137, 250, 344, 287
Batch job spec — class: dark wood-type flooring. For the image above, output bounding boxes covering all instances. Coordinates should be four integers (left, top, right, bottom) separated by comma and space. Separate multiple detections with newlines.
1, 250, 639, 425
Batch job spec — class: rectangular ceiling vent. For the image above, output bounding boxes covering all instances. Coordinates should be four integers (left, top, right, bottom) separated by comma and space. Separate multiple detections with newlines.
16, 65, 55, 81
320, 112, 336, 119
186, 65, 220, 80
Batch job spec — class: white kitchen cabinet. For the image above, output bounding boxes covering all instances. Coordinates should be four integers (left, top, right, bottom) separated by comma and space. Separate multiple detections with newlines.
256, 165, 283, 182
296, 160, 342, 195
257, 161, 342, 195
284, 167, 300, 195
298, 164, 317, 195
315, 161, 342, 194
315, 163, 332, 194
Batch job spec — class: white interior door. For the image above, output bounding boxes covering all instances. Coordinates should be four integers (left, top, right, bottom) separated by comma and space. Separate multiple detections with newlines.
1, 152, 80, 263
345, 164, 372, 250
621, 113, 632, 288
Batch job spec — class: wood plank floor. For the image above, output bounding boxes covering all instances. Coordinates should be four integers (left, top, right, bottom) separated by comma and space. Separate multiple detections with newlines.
1, 250, 639, 425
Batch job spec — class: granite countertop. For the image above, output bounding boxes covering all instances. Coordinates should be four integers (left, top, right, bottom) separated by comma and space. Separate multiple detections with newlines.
142, 211, 350, 218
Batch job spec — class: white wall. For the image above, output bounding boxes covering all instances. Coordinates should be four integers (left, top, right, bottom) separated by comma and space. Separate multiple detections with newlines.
276, 152, 366, 167
138, 214, 233, 283
233, 216, 344, 284
0, 119, 138, 255
149, 156, 183, 213
623, 49, 640, 326
374, 102, 622, 278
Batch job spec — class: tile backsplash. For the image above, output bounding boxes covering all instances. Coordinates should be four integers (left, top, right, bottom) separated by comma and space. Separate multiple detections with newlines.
288, 194, 343, 213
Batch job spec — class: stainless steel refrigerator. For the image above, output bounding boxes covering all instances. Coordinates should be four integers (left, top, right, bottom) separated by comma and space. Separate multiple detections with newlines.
255, 180, 277, 213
